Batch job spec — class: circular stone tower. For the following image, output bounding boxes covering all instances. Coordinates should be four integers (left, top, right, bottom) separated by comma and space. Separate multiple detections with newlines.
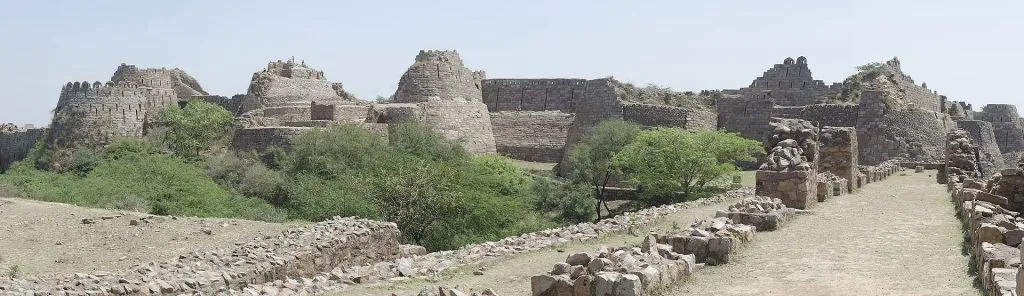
387, 50, 495, 154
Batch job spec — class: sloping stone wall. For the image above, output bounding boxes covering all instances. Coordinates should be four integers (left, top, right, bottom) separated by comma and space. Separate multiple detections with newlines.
490, 111, 573, 162
731, 57, 842, 106
856, 89, 955, 165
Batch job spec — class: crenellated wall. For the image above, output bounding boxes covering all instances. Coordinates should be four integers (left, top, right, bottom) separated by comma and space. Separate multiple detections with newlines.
956, 120, 1007, 177
110, 63, 207, 101
856, 89, 956, 165
0, 128, 46, 172
490, 111, 573, 162
481, 79, 585, 112
48, 81, 151, 152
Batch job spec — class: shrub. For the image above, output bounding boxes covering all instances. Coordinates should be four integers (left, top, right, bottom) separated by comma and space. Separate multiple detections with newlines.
156, 100, 234, 157
567, 119, 642, 219
532, 177, 595, 223
613, 129, 761, 205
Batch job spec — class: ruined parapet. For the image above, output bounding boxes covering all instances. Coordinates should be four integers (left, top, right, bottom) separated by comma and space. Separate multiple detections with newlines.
755, 118, 819, 209
242, 58, 360, 117
957, 120, 1007, 178
819, 127, 859, 192
716, 96, 775, 143
489, 111, 574, 162
230, 127, 310, 152
379, 50, 496, 155
111, 63, 207, 101
41, 81, 149, 169
732, 56, 842, 106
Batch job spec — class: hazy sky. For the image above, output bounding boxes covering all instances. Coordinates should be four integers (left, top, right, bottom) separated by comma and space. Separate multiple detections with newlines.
1, 0, 1021, 125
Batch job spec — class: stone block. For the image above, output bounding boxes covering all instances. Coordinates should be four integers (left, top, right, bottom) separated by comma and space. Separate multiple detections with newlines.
756, 170, 818, 209
816, 181, 833, 202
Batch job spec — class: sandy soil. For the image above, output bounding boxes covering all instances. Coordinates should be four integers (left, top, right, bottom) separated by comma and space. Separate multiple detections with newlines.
0, 197, 300, 277
669, 171, 978, 296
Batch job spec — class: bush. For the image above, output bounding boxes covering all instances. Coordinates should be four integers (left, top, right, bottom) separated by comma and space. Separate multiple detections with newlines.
532, 177, 595, 223
613, 129, 761, 205
156, 100, 234, 158
0, 139, 285, 222
205, 152, 287, 206
567, 119, 642, 219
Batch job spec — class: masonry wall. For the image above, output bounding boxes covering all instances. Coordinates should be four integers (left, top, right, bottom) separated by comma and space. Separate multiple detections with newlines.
0, 129, 46, 172
490, 111, 573, 162
392, 50, 485, 104
717, 96, 774, 141
733, 57, 842, 106
481, 79, 585, 112
957, 120, 1007, 177
977, 104, 1024, 155
110, 64, 207, 100
49, 82, 150, 151
819, 127, 858, 192
310, 102, 370, 123
193, 95, 245, 116
419, 101, 497, 155
621, 103, 717, 131
856, 90, 955, 165
230, 127, 311, 152
559, 79, 622, 175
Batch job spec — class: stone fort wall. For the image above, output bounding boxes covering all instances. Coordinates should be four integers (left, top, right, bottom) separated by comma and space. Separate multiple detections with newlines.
621, 102, 717, 131
559, 79, 622, 175
110, 63, 207, 100
482, 79, 585, 112
489, 111, 573, 162
0, 128, 46, 172
48, 82, 152, 150
856, 89, 955, 165
882, 58, 943, 113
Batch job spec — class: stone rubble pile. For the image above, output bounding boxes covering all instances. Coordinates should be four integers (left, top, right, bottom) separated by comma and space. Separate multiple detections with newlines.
0, 217, 402, 296
412, 286, 499, 296
759, 118, 819, 172
531, 237, 698, 296
756, 118, 820, 209
530, 189, 800, 295
816, 172, 849, 198
944, 130, 1024, 296
714, 196, 796, 231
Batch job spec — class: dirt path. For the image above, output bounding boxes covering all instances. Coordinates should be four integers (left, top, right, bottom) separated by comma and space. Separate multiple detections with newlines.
329, 197, 747, 296
669, 171, 978, 296
0, 197, 299, 277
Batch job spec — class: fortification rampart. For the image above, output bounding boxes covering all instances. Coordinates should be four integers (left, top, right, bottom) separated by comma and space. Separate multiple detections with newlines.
716, 96, 775, 142
882, 58, 943, 112
621, 103, 717, 131
481, 79, 586, 112
192, 95, 246, 116
310, 102, 370, 123
490, 111, 573, 162
243, 58, 356, 116
956, 120, 1006, 177
0, 128, 46, 172
111, 63, 207, 100
230, 127, 311, 152
856, 89, 955, 165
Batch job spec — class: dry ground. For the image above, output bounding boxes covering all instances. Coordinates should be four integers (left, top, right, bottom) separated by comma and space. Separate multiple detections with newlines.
332, 171, 977, 296
669, 171, 977, 296
0, 197, 300, 277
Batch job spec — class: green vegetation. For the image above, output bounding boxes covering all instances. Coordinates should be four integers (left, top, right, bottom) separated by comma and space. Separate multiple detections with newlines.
155, 100, 234, 158
613, 128, 761, 204
566, 120, 642, 219
1, 98, 761, 253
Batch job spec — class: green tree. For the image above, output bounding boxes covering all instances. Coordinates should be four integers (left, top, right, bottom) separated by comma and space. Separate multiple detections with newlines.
157, 100, 234, 157
613, 128, 761, 205
567, 120, 642, 220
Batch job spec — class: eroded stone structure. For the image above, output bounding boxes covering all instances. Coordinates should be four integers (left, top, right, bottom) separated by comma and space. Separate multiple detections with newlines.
729, 56, 843, 106
0, 125, 46, 172
957, 120, 1006, 178
755, 118, 820, 209
818, 127, 858, 192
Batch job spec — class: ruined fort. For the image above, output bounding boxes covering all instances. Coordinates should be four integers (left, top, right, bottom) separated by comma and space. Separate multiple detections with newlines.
2, 51, 1024, 295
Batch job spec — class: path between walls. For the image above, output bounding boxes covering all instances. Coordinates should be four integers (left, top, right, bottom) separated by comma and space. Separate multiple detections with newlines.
668, 171, 977, 296
328, 197, 744, 296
